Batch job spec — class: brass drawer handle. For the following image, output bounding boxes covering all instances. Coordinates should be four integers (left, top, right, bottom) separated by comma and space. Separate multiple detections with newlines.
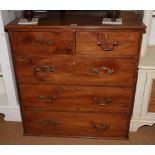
93, 97, 112, 106
40, 119, 59, 127
32, 40, 53, 46
97, 41, 118, 51
38, 95, 57, 103
35, 66, 55, 72
92, 66, 114, 74
91, 122, 110, 132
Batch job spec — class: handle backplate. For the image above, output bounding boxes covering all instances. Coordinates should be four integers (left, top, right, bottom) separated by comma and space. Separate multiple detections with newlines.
40, 119, 59, 127
93, 66, 114, 75
93, 96, 112, 106
97, 40, 118, 51
38, 95, 57, 103
91, 122, 110, 132
35, 66, 55, 72
32, 40, 53, 46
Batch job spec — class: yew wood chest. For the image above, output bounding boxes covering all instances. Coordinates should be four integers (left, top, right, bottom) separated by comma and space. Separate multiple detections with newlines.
5, 11, 145, 139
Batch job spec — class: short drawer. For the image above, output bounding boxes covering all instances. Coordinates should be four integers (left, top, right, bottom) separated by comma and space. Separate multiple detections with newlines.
76, 31, 139, 56
23, 111, 129, 138
14, 57, 136, 87
10, 32, 74, 57
19, 85, 133, 113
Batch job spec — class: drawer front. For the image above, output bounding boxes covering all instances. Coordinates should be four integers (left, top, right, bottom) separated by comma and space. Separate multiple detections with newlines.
76, 31, 139, 56
15, 57, 136, 87
19, 85, 133, 113
10, 32, 74, 57
23, 111, 129, 138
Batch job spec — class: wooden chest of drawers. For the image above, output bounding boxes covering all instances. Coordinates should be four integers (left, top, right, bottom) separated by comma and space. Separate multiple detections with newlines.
5, 11, 145, 139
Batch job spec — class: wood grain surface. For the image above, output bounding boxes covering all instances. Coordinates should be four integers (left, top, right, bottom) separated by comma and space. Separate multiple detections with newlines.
5, 11, 145, 138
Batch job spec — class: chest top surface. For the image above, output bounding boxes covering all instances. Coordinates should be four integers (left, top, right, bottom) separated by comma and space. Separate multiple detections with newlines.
5, 11, 146, 31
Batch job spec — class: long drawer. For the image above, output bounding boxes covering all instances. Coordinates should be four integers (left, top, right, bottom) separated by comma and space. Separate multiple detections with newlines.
14, 57, 136, 87
76, 31, 139, 56
10, 31, 74, 57
23, 111, 129, 138
19, 85, 133, 113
